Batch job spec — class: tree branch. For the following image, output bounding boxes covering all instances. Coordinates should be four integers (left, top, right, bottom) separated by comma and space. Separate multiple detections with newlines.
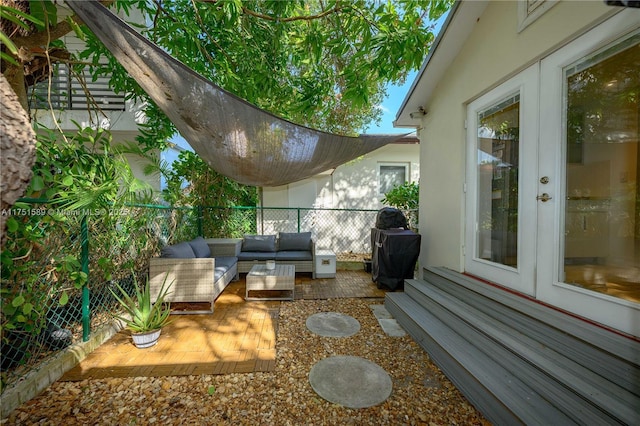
10, 0, 115, 49
241, 4, 346, 22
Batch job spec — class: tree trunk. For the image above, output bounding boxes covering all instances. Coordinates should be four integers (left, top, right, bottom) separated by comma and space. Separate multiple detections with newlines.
0, 73, 37, 248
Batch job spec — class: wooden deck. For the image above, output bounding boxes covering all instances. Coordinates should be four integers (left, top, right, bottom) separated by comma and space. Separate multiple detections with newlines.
385, 266, 640, 425
61, 270, 385, 381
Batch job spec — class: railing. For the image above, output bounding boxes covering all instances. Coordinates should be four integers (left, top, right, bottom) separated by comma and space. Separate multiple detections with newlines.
1, 201, 416, 391
29, 64, 126, 111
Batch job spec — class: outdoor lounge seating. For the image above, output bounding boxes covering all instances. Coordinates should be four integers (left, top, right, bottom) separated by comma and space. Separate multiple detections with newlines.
148, 237, 238, 313
208, 233, 316, 278
238, 233, 316, 279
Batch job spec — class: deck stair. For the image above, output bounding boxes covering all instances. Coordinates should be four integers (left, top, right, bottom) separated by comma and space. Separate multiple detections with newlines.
384, 266, 640, 425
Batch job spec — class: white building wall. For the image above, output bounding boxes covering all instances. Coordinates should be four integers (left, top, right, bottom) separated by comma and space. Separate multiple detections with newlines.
412, 1, 617, 272
31, 5, 160, 192
262, 142, 419, 210
260, 142, 419, 254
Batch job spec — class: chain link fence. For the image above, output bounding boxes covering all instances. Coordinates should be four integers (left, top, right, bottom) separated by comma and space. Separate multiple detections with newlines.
1, 202, 197, 391
1, 202, 415, 392
202, 206, 416, 257
203, 206, 385, 256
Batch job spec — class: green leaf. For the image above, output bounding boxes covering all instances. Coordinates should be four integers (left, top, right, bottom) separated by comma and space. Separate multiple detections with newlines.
59, 291, 69, 306
29, 0, 56, 31
0, 30, 18, 54
0, 50, 19, 66
0, 4, 44, 29
31, 175, 45, 191
62, 175, 74, 187
12, 295, 25, 307
22, 302, 34, 316
208, 385, 216, 395
67, 15, 85, 40
6, 217, 19, 233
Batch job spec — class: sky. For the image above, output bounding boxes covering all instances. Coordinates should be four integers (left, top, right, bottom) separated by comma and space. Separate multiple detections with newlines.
364, 10, 449, 135
363, 71, 418, 135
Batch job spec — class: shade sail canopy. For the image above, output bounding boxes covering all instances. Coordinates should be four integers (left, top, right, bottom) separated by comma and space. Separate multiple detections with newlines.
68, 1, 407, 187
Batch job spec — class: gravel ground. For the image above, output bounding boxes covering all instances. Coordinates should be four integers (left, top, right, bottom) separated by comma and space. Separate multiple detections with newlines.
5, 298, 489, 425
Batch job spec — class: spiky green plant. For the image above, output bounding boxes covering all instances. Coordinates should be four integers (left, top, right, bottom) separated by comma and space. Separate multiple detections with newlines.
110, 274, 173, 333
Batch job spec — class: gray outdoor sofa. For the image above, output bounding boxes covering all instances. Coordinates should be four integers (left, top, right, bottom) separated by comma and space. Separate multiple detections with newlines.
208, 232, 316, 278
149, 237, 238, 313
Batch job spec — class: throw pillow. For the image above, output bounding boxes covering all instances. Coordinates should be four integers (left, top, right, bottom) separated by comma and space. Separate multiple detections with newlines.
278, 232, 312, 251
188, 236, 211, 258
242, 235, 277, 252
160, 242, 196, 258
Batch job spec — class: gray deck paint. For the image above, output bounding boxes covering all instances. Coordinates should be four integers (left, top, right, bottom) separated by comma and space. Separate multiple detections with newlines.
385, 266, 640, 425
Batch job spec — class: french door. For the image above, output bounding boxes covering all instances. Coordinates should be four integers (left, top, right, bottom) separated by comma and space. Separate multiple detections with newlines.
466, 12, 639, 334
537, 16, 639, 334
465, 64, 539, 296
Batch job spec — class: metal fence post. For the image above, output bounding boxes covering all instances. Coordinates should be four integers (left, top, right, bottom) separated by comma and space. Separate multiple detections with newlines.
81, 214, 90, 342
297, 208, 301, 232
197, 206, 203, 236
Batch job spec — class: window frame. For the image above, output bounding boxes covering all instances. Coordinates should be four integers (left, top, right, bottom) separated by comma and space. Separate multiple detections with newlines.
378, 162, 410, 196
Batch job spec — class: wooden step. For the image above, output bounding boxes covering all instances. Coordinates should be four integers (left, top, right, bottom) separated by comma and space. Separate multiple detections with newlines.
385, 268, 640, 425
423, 268, 639, 395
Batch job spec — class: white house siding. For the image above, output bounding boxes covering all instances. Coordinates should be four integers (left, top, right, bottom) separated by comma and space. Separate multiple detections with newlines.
262, 142, 419, 210
411, 1, 618, 273
260, 141, 419, 253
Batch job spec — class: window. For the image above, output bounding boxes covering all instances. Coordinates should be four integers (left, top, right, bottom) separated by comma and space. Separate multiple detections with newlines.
378, 163, 408, 195
561, 30, 639, 303
476, 93, 521, 268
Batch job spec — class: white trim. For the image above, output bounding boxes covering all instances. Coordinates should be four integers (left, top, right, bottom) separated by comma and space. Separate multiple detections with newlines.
395, 1, 489, 126
517, 0, 559, 33
465, 64, 539, 296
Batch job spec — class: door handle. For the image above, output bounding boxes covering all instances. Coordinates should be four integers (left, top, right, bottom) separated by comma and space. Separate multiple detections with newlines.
536, 193, 552, 202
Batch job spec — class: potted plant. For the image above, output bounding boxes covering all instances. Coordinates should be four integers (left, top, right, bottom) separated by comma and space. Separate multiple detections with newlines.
110, 273, 173, 348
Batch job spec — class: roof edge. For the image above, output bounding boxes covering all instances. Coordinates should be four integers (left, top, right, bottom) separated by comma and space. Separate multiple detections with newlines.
395, 1, 489, 127
395, 0, 461, 122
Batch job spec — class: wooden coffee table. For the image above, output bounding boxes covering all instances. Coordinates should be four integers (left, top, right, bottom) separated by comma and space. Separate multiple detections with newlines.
246, 264, 295, 301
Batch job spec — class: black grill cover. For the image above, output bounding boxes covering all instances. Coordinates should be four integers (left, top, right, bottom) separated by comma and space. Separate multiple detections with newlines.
371, 228, 421, 290
375, 207, 407, 230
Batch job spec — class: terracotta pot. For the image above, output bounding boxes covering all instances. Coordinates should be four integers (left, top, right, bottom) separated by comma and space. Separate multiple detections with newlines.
131, 329, 161, 349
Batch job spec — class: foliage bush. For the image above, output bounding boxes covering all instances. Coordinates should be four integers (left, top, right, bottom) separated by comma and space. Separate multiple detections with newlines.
382, 181, 419, 230
162, 150, 258, 238
382, 181, 419, 210
0, 127, 161, 388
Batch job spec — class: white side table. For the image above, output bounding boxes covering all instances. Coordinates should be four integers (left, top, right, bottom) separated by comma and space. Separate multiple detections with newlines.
315, 249, 336, 278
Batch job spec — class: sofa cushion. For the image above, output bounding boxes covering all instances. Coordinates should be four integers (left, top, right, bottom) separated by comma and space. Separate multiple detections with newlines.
214, 256, 237, 270
160, 242, 196, 258
242, 235, 277, 252
238, 251, 277, 261
275, 251, 313, 261
213, 256, 237, 282
188, 236, 211, 258
278, 232, 312, 251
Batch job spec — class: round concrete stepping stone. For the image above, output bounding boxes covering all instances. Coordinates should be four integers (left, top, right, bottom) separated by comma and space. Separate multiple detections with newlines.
309, 355, 392, 408
306, 312, 360, 337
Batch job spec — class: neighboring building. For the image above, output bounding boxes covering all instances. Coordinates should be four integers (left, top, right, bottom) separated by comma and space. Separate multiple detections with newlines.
395, 1, 638, 336
29, 6, 160, 192
260, 135, 419, 254
261, 134, 419, 210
